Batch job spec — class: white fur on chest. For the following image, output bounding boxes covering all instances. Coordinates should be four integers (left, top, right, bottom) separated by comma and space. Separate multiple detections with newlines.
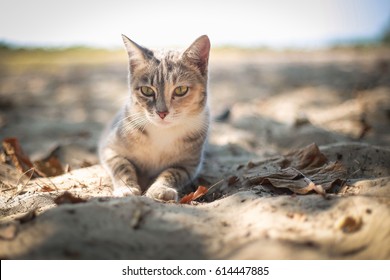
123, 123, 192, 175
147, 126, 183, 155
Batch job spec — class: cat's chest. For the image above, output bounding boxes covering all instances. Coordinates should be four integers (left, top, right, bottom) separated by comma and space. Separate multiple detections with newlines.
146, 131, 179, 153
130, 126, 186, 170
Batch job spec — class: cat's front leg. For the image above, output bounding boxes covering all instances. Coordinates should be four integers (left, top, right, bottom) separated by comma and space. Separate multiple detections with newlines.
100, 147, 142, 197
145, 167, 193, 201
109, 158, 142, 197
112, 182, 141, 197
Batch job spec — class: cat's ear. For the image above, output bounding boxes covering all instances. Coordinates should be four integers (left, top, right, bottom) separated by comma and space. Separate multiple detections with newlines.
183, 35, 210, 76
121, 34, 153, 72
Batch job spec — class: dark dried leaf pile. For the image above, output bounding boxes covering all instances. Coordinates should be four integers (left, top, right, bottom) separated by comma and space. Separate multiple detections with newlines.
1, 137, 65, 178
241, 143, 346, 195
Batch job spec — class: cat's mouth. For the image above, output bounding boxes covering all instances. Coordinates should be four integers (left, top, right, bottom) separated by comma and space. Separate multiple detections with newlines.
150, 117, 174, 127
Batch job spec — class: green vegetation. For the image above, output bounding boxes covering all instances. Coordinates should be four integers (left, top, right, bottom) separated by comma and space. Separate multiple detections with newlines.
0, 43, 125, 71
382, 27, 390, 45
0, 36, 389, 72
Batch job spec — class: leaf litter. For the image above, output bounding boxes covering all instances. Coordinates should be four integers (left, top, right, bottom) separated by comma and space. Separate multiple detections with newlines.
200, 143, 348, 200
1, 137, 65, 179
2, 137, 36, 177
2, 138, 347, 204
243, 143, 346, 195
54, 191, 87, 205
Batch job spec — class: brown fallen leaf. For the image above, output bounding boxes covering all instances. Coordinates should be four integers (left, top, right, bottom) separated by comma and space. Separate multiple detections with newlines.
337, 216, 363, 233
0, 149, 7, 164
2, 137, 35, 176
34, 156, 64, 177
2, 137, 67, 178
40, 185, 56, 192
227, 176, 239, 186
242, 143, 346, 195
0, 223, 18, 240
246, 167, 326, 195
54, 191, 87, 205
180, 186, 208, 204
282, 143, 328, 170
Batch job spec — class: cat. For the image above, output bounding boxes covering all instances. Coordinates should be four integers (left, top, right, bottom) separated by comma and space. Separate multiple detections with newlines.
99, 34, 211, 201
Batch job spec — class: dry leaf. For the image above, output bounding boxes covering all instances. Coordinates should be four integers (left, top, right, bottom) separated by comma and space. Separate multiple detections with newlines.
2, 137, 35, 175
246, 167, 325, 195
337, 216, 363, 233
40, 185, 56, 192
227, 176, 239, 186
242, 143, 346, 195
180, 186, 208, 204
283, 143, 328, 170
2, 138, 66, 178
54, 191, 87, 205
34, 156, 64, 177
0, 223, 18, 240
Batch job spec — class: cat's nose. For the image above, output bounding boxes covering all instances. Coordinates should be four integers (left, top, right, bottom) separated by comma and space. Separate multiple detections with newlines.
157, 111, 169, 119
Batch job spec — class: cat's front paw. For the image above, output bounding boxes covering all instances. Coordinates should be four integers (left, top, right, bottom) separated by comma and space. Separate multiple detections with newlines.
145, 183, 178, 202
112, 185, 141, 197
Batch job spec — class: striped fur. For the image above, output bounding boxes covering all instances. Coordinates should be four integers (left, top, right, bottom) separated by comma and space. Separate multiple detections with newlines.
99, 35, 210, 201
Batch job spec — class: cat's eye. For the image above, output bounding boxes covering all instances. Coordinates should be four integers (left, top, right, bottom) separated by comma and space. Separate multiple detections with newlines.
174, 86, 189, 97
140, 86, 155, 97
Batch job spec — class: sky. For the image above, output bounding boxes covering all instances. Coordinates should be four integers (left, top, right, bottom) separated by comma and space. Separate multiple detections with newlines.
0, 0, 389, 49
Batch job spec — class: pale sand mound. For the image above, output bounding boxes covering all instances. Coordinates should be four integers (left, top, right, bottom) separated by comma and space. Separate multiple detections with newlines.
1, 142, 389, 259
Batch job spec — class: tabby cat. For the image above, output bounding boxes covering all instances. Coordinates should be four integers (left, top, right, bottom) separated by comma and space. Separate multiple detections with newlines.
99, 35, 210, 201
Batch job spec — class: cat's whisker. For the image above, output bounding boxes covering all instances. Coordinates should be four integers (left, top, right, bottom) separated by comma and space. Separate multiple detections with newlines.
140, 121, 149, 133
122, 121, 146, 134
171, 113, 209, 140
114, 112, 146, 128
121, 113, 151, 134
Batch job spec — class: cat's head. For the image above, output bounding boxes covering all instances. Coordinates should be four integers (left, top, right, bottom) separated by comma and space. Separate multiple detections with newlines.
122, 34, 210, 128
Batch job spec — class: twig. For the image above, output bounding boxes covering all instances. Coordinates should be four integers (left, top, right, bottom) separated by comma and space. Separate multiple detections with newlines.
33, 176, 59, 193
14, 167, 35, 195
206, 178, 225, 194
45, 176, 59, 192
6, 168, 35, 202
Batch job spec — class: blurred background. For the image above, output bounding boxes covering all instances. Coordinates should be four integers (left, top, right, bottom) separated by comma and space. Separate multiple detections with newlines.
1, 0, 389, 168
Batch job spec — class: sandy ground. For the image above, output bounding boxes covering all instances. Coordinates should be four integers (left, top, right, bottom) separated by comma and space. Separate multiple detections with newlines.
0, 47, 389, 259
